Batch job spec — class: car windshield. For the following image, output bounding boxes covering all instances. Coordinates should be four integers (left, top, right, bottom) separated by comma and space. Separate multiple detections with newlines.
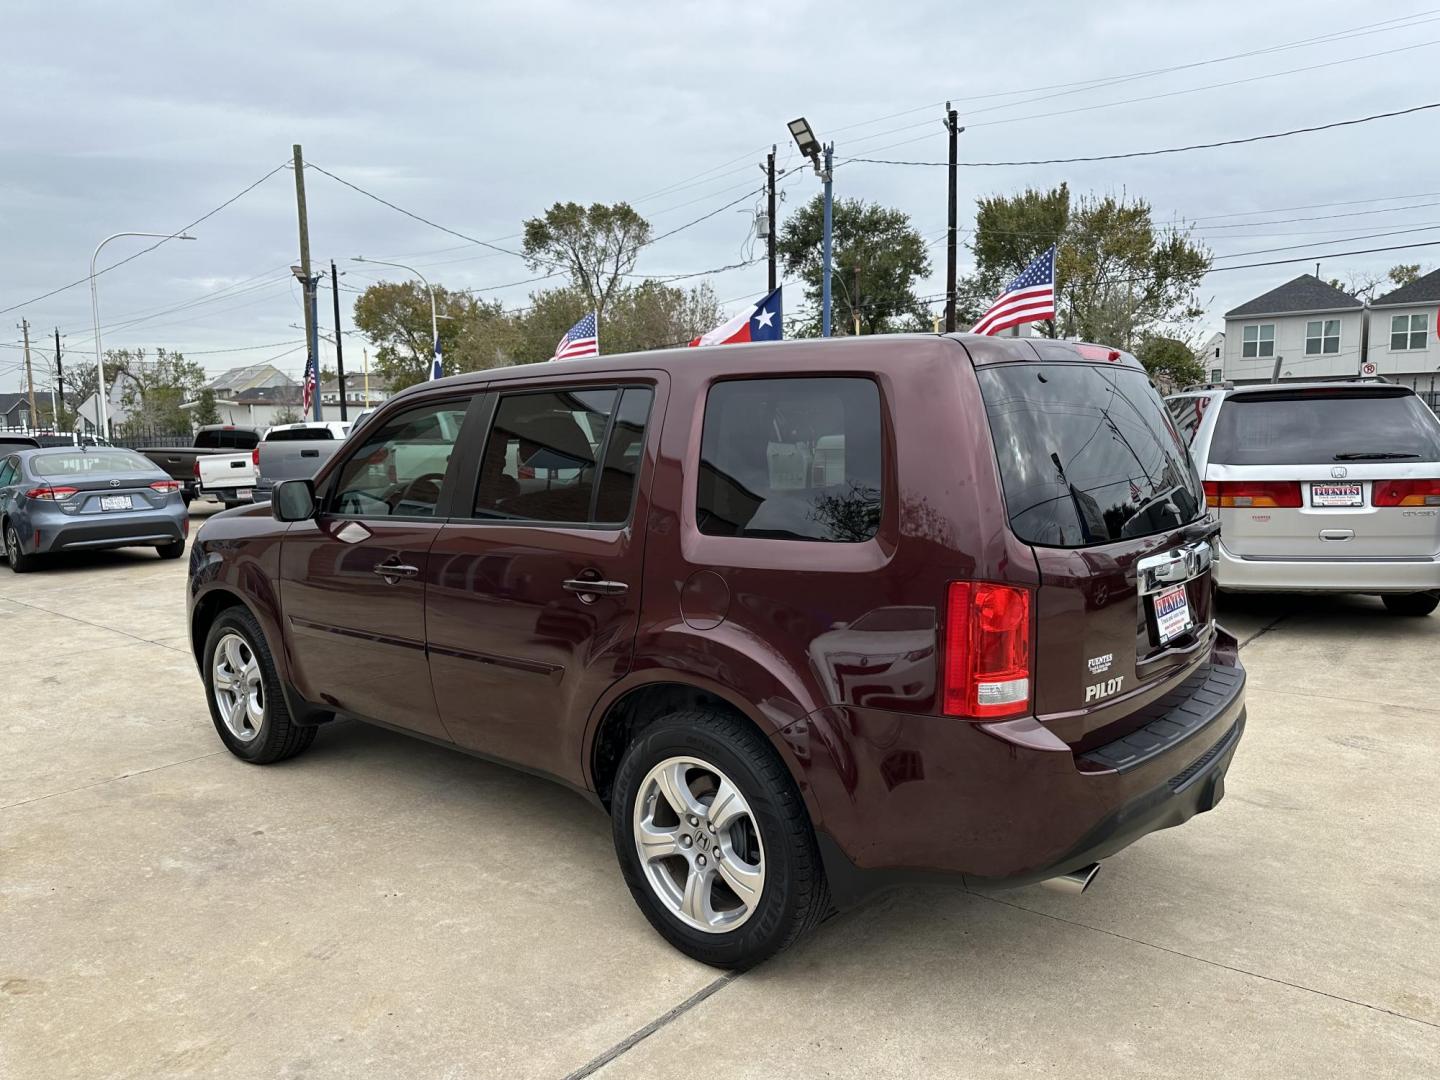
30, 449, 154, 476
1211, 388, 1440, 465
977, 364, 1204, 547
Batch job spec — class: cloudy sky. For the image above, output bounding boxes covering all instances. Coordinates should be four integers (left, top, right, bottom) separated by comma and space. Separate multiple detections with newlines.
3, 1, 1438, 395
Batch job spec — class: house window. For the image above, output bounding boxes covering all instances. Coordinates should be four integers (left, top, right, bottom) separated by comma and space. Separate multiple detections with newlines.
1242, 324, 1274, 358
1210, 368, 1223, 383
1305, 319, 1340, 355
1391, 313, 1428, 351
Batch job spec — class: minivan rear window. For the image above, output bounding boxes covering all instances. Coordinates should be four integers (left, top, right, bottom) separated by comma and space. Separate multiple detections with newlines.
1210, 389, 1440, 464
977, 364, 1203, 547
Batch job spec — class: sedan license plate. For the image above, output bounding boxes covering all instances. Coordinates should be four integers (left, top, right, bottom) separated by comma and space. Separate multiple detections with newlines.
1311, 482, 1363, 507
100, 495, 133, 512
1154, 583, 1193, 644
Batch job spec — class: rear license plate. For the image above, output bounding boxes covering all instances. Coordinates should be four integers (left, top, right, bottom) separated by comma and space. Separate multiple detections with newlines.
1311, 482, 1363, 507
100, 495, 133, 512
237, 488, 253, 500
1153, 583, 1193, 644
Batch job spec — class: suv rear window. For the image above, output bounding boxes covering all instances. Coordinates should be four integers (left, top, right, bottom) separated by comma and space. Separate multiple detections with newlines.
1211, 388, 1440, 464
697, 377, 883, 542
977, 364, 1203, 547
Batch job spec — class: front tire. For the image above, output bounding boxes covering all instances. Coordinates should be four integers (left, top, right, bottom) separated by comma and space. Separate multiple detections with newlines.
202, 607, 315, 763
611, 709, 829, 969
4, 521, 36, 573
1382, 591, 1440, 616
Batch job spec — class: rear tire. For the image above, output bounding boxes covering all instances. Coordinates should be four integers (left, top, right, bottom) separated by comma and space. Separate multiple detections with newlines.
4, 521, 36, 573
156, 540, 185, 560
202, 607, 315, 763
1382, 591, 1439, 616
611, 709, 829, 969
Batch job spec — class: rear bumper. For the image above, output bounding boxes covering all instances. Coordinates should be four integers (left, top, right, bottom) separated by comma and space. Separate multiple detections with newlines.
779, 635, 1246, 907
1216, 539, 1440, 592
33, 510, 185, 553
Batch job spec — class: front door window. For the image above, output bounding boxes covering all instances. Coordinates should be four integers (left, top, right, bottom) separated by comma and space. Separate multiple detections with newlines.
329, 402, 469, 518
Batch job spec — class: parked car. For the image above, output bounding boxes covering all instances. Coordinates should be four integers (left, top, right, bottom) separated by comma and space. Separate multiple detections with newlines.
188, 335, 1246, 968
252, 420, 351, 503
1, 446, 187, 572
0, 434, 41, 454
1166, 381, 1440, 614
141, 425, 263, 505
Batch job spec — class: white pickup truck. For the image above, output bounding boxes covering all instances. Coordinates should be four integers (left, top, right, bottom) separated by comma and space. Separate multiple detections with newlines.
195, 446, 260, 508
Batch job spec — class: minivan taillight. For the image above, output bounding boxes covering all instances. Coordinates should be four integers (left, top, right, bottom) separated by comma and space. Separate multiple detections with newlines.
943, 581, 1032, 720
1373, 479, 1440, 507
1204, 480, 1302, 508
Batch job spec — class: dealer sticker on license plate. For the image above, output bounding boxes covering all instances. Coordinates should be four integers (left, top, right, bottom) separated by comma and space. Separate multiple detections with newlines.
1311, 482, 1363, 507
1154, 583, 1193, 644
100, 495, 132, 512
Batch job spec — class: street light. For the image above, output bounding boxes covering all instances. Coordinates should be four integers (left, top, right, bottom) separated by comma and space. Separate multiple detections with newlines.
90, 231, 197, 435
353, 256, 441, 379
788, 117, 835, 337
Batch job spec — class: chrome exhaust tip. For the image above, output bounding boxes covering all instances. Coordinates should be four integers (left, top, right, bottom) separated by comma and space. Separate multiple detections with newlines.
1040, 862, 1101, 894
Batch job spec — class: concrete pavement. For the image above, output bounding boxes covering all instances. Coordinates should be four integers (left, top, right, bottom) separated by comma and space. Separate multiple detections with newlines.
2, 514, 1438, 1078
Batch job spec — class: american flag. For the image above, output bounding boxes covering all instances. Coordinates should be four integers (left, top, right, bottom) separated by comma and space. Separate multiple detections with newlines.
301, 348, 316, 415
552, 312, 599, 361
971, 245, 1057, 336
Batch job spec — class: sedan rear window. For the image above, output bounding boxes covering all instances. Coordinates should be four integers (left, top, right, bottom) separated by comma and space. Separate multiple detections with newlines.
977, 364, 1203, 547
30, 449, 155, 476
1211, 389, 1440, 464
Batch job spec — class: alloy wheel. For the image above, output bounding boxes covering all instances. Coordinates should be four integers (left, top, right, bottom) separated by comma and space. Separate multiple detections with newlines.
633, 756, 766, 933
212, 632, 264, 742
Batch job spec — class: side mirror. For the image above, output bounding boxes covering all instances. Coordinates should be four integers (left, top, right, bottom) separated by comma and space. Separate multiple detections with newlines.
272, 479, 316, 522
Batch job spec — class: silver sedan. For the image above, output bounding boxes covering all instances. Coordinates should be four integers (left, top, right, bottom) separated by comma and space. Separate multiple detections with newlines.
0, 447, 188, 573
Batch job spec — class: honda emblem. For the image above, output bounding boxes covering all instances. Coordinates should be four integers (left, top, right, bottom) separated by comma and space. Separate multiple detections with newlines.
1331, 466, 1347, 479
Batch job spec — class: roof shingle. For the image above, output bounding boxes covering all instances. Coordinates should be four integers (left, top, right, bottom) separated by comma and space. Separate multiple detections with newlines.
1224, 274, 1362, 318
1371, 267, 1440, 308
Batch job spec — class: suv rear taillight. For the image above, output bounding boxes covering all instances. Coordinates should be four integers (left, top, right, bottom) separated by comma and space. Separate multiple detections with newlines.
1373, 479, 1440, 507
1204, 480, 1302, 508
943, 581, 1032, 720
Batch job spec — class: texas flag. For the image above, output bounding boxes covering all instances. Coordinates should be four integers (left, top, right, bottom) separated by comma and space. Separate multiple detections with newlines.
689, 287, 782, 347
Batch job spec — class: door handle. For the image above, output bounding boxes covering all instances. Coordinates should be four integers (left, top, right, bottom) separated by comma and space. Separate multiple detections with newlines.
373, 559, 419, 581
563, 577, 629, 599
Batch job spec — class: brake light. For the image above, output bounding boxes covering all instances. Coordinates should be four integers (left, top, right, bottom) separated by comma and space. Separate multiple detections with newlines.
943, 581, 1032, 719
1373, 478, 1440, 507
252, 447, 260, 467
193, 459, 201, 478
25, 486, 79, 501
150, 480, 181, 493
1204, 480, 1302, 508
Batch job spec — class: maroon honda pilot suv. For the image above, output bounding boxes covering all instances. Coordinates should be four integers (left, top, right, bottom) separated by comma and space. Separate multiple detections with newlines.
188, 334, 1245, 967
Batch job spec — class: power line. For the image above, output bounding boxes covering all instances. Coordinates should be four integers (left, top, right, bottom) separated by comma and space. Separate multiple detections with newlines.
842, 101, 1440, 167
0, 160, 291, 318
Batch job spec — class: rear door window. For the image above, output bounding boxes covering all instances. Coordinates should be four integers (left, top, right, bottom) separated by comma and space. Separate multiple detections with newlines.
697, 377, 883, 542
977, 364, 1203, 547
1210, 389, 1440, 464
1164, 394, 1213, 447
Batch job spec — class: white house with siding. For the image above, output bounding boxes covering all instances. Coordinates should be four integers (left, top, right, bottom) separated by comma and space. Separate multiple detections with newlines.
1367, 268, 1440, 407
1221, 275, 1364, 384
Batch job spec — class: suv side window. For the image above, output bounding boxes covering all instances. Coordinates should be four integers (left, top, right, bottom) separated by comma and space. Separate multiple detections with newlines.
473, 386, 654, 525
697, 377, 883, 542
327, 401, 469, 518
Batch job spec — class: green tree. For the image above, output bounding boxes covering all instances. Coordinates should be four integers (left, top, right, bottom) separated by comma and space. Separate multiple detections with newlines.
777, 195, 932, 336
107, 348, 207, 433
969, 186, 1210, 348
1137, 335, 1206, 389
352, 282, 521, 390
192, 388, 221, 426
523, 202, 651, 320
512, 280, 722, 360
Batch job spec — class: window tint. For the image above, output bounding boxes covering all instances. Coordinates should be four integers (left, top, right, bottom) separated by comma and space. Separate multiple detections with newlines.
977, 365, 1203, 548
697, 378, 883, 542
266, 427, 335, 442
329, 401, 468, 517
195, 428, 260, 450
474, 387, 651, 524
1164, 395, 1213, 446
31, 449, 154, 476
1210, 389, 1440, 465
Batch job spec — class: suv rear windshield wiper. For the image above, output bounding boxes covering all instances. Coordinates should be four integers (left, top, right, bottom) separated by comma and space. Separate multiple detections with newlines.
1333, 451, 1422, 461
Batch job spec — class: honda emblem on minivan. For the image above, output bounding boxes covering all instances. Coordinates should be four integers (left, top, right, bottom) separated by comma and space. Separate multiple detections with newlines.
1331, 466, 1348, 479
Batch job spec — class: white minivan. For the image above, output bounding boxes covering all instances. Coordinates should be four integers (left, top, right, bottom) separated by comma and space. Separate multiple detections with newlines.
1166, 381, 1440, 614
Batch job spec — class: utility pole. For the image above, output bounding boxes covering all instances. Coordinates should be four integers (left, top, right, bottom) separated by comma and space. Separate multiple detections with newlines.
363, 348, 371, 408
54, 328, 65, 424
766, 146, 777, 293
292, 143, 322, 421
944, 104, 963, 333
821, 142, 834, 338
19, 319, 36, 426
330, 260, 348, 420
